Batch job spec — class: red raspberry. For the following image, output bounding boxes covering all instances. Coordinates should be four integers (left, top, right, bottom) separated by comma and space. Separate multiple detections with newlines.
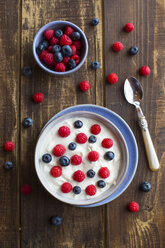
112, 42, 124, 52
47, 45, 53, 52
71, 154, 82, 165
70, 45, 76, 55
43, 29, 54, 40
53, 144, 66, 157
72, 54, 80, 65
55, 63, 66, 72
43, 53, 54, 65
50, 37, 59, 45
72, 40, 81, 50
107, 73, 118, 84
58, 126, 71, 137
73, 170, 85, 182
64, 26, 74, 36
62, 57, 70, 66
139, 66, 151, 76
61, 182, 72, 193
76, 133, 87, 144
124, 23, 134, 32
128, 201, 139, 212
99, 167, 110, 178
90, 124, 101, 135
4, 141, 15, 151
80, 81, 90, 92
88, 151, 99, 162
60, 34, 72, 46
76, 50, 81, 57
21, 184, 32, 195
33, 92, 44, 103
50, 166, 62, 177
39, 50, 48, 61
85, 185, 97, 196
102, 138, 113, 148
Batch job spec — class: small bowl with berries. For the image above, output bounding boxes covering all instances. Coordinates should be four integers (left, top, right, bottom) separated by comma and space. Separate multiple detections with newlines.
33, 20, 88, 75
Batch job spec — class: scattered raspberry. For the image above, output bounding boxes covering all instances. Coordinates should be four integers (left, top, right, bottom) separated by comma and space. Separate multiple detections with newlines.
80, 81, 90, 92
64, 26, 74, 36
128, 201, 139, 212
47, 46, 53, 52
90, 124, 101, 135
43, 53, 54, 65
58, 126, 71, 137
62, 57, 70, 66
70, 45, 76, 55
72, 54, 80, 65
60, 34, 72, 46
72, 40, 81, 50
112, 42, 124, 52
107, 73, 118, 84
43, 29, 54, 40
99, 167, 110, 178
76, 133, 87, 144
50, 37, 59, 45
139, 66, 151, 76
55, 63, 66, 72
85, 185, 97, 196
102, 138, 113, 148
4, 141, 15, 151
71, 154, 82, 165
39, 50, 48, 61
88, 151, 99, 162
61, 182, 72, 193
50, 166, 62, 177
53, 144, 66, 157
33, 92, 44, 103
73, 170, 85, 182
124, 23, 134, 32
21, 184, 32, 195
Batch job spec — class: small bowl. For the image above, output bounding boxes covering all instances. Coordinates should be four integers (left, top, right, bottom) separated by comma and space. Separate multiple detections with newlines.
33, 20, 88, 75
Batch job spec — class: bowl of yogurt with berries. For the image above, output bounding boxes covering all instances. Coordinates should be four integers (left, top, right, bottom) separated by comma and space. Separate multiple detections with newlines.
35, 111, 129, 206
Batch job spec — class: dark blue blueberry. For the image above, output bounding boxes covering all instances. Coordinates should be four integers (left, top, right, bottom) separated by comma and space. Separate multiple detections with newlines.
140, 182, 151, 192
87, 169, 96, 178
74, 120, 83, 128
50, 216, 62, 226
129, 46, 139, 55
71, 32, 81, 41
68, 142, 77, 150
91, 18, 99, 26
88, 135, 97, 143
68, 59, 77, 69
4, 161, 14, 170
52, 45, 61, 53
59, 156, 70, 166
73, 186, 81, 194
91, 61, 100, 70
61, 45, 73, 57
42, 153, 52, 163
23, 117, 33, 127
36, 40, 49, 54
55, 29, 63, 38
54, 52, 63, 62
22, 66, 32, 77
97, 180, 106, 188
104, 151, 115, 161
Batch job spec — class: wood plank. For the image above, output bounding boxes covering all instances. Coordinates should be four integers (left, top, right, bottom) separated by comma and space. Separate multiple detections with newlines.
104, 0, 165, 247
20, 0, 104, 247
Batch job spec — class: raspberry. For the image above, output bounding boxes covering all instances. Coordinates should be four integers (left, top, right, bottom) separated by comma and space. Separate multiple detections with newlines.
60, 34, 72, 46
76, 50, 81, 56
50, 166, 62, 177
4, 141, 15, 151
70, 45, 76, 55
62, 57, 70, 66
55, 63, 66, 72
61, 182, 72, 193
76, 133, 87, 144
21, 184, 32, 195
43, 29, 54, 40
90, 124, 101, 135
72, 40, 81, 50
73, 170, 85, 182
80, 81, 90, 91
124, 23, 134, 32
53, 144, 66, 157
72, 54, 80, 65
102, 138, 113, 148
112, 42, 124, 52
99, 167, 110, 178
128, 201, 139, 212
47, 45, 53, 52
33, 92, 44, 103
107, 73, 118, 84
43, 53, 54, 65
50, 37, 59, 45
88, 151, 99, 162
139, 66, 151, 76
71, 154, 82, 165
64, 26, 74, 36
85, 185, 97, 196
58, 126, 71, 137
39, 50, 48, 61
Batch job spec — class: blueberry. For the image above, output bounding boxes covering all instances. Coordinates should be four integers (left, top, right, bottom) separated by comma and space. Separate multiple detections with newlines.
91, 18, 99, 26
91, 61, 100, 70
87, 169, 96, 178
129, 46, 139, 55
74, 120, 83, 128
68, 59, 77, 69
140, 182, 151, 192
23, 117, 33, 127
73, 186, 81, 194
4, 161, 14, 170
22, 66, 32, 77
104, 151, 115, 161
68, 142, 77, 150
42, 153, 52, 163
52, 45, 61, 53
71, 32, 81, 41
55, 29, 63, 38
88, 135, 97, 143
37, 40, 49, 54
50, 216, 62, 226
61, 45, 73, 57
97, 180, 106, 188
54, 52, 63, 62
59, 156, 70, 166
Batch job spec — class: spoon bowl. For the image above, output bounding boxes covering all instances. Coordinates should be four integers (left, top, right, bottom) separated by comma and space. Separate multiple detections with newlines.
124, 77, 143, 106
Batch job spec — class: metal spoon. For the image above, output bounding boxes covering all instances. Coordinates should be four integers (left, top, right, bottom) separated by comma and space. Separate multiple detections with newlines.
124, 77, 160, 171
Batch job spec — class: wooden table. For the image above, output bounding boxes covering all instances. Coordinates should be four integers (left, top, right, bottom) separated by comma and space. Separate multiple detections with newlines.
0, 0, 165, 247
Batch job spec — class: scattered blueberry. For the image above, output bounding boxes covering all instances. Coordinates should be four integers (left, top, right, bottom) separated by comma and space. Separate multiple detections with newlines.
42, 153, 52, 163
88, 135, 97, 143
23, 117, 33, 127
4, 161, 14, 170
87, 169, 96, 178
104, 151, 115, 161
91, 61, 100, 70
74, 120, 83, 128
68, 142, 77, 150
97, 180, 106, 188
55, 29, 63, 38
54, 52, 63, 62
50, 216, 62, 226
91, 18, 99, 26
52, 45, 61, 53
129, 46, 139, 55
71, 32, 81, 41
140, 182, 151, 192
61, 45, 73, 57
59, 156, 70, 166
73, 186, 81, 194
68, 59, 77, 69
37, 40, 49, 54
22, 66, 32, 77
